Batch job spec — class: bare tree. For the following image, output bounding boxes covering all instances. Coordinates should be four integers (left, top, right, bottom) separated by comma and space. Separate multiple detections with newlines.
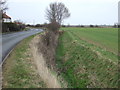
46, 2, 70, 25
0, 0, 8, 13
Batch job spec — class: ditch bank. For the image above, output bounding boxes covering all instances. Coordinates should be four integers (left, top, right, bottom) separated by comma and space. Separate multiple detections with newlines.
30, 33, 60, 88
3, 31, 66, 88
30, 31, 67, 88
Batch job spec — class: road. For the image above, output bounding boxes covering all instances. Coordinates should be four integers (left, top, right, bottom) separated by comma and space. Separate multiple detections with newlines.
0, 28, 43, 64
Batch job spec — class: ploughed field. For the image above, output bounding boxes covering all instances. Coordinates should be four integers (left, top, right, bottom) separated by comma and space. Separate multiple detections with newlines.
56, 27, 118, 88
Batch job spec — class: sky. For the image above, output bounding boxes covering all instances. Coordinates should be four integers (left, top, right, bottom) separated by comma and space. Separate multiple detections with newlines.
6, 0, 119, 25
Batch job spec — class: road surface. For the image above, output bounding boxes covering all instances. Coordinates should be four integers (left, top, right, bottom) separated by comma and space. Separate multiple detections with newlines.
0, 28, 43, 64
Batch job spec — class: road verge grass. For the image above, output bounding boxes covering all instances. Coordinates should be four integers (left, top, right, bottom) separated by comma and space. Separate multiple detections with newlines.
3, 34, 46, 88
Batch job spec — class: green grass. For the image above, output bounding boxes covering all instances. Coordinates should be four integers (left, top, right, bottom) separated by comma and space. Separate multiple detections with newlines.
61, 27, 118, 54
3, 34, 46, 88
56, 27, 118, 88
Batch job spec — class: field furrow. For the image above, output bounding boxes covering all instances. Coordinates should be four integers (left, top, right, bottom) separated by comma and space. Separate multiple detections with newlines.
56, 28, 118, 88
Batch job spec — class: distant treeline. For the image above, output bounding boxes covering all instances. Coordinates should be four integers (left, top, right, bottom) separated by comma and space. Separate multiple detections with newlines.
27, 24, 119, 28
26, 24, 46, 28
62, 24, 119, 28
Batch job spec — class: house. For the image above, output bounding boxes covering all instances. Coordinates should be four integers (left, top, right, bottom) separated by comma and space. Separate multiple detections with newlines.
2, 12, 12, 22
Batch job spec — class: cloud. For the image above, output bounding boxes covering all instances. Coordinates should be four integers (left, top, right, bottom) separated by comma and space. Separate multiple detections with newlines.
7, 0, 118, 25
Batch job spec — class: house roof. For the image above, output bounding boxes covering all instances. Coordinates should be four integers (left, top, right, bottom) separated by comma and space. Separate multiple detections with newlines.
2, 13, 11, 19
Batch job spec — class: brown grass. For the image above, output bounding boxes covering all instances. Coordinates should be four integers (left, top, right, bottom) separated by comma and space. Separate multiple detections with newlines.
30, 35, 61, 88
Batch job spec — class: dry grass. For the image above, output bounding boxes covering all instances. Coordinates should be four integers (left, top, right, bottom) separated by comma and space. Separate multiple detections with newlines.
30, 35, 61, 88
2, 34, 46, 88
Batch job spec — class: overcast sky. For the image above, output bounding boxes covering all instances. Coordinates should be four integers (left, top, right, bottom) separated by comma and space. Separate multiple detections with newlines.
7, 0, 119, 25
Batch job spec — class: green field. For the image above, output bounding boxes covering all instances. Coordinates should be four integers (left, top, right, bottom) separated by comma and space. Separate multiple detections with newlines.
62, 27, 118, 54
56, 27, 118, 88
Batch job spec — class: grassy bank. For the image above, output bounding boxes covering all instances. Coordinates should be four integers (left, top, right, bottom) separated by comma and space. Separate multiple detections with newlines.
56, 27, 118, 88
3, 34, 46, 88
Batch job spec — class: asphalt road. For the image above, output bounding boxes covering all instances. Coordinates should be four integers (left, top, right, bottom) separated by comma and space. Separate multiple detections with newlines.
0, 28, 43, 64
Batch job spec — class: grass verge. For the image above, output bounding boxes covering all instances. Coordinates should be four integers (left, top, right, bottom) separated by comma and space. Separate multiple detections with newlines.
3, 34, 46, 88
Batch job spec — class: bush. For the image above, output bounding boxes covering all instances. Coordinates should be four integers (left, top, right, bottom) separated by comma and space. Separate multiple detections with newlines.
2, 22, 25, 32
19, 24, 26, 30
95, 25, 99, 27
2, 22, 20, 32
35, 24, 44, 27
62, 25, 66, 27
89, 25, 94, 27
80, 25, 84, 27
46, 21, 60, 32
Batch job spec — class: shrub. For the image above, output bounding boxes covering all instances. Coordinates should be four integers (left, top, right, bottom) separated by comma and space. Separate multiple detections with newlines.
80, 25, 84, 27
35, 24, 44, 27
7, 23, 21, 31
2, 22, 20, 32
46, 21, 60, 33
89, 25, 94, 27
2, 22, 25, 32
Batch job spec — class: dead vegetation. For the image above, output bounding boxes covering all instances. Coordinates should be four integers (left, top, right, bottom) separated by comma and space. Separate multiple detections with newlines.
38, 31, 59, 70
37, 30, 65, 72
30, 35, 61, 88
2, 35, 46, 88
40, 1, 69, 72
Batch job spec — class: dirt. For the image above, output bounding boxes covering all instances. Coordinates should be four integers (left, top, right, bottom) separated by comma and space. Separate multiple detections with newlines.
30, 34, 61, 88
